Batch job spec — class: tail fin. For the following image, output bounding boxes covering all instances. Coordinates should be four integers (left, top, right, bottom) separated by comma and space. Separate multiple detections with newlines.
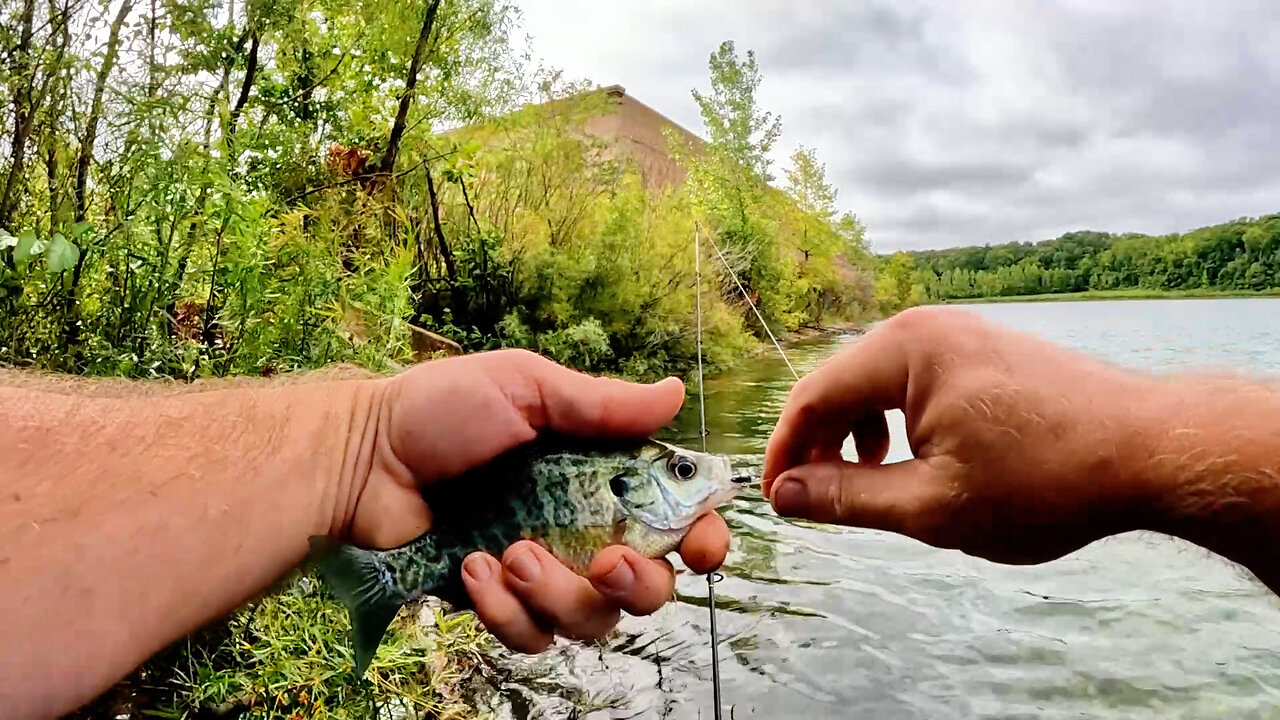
308, 537, 407, 677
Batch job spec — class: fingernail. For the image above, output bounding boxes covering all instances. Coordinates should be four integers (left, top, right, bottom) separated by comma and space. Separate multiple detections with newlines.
771, 479, 808, 516
462, 555, 492, 583
505, 548, 541, 584
598, 557, 635, 594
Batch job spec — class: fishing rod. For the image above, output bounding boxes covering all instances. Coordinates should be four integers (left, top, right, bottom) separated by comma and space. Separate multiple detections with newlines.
693, 225, 801, 720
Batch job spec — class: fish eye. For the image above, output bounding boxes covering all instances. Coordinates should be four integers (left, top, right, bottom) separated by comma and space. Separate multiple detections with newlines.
669, 455, 697, 481
610, 474, 630, 498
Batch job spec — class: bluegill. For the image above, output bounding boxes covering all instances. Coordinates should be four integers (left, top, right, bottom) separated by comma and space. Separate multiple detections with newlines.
310, 435, 749, 675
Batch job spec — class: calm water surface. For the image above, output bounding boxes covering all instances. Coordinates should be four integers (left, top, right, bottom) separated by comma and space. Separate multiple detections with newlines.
491, 298, 1280, 720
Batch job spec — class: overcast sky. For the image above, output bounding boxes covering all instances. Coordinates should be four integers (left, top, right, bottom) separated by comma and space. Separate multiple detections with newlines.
515, 0, 1280, 252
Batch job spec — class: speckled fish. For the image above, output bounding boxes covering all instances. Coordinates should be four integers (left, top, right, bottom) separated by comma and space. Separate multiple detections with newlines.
310, 435, 749, 675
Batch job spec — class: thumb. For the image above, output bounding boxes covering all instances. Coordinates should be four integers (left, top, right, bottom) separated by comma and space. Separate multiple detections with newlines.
488, 350, 686, 437
768, 459, 953, 540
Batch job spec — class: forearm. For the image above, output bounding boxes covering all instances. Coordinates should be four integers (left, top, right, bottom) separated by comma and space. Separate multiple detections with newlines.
0, 374, 383, 718
1135, 376, 1280, 591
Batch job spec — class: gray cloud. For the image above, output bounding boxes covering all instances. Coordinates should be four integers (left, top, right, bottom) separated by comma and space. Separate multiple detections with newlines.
517, 0, 1280, 251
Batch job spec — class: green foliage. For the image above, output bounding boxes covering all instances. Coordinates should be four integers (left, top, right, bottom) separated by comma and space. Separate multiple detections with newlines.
875, 251, 924, 314
907, 216, 1280, 302
678, 42, 873, 334
941, 287, 1280, 304
779, 147, 872, 324
693, 41, 782, 184
785, 146, 837, 221
73, 577, 498, 719
0, 3, 872, 380
13, 228, 40, 266
682, 40, 779, 305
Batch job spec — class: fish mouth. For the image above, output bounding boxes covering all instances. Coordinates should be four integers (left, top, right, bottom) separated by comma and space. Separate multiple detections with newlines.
703, 460, 750, 508
638, 456, 751, 532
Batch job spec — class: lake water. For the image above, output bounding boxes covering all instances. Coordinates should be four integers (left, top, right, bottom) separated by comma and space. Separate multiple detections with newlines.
489, 298, 1280, 720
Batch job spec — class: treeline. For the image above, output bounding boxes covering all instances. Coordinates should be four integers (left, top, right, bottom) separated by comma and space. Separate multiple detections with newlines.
0, 1, 872, 383
885, 214, 1280, 303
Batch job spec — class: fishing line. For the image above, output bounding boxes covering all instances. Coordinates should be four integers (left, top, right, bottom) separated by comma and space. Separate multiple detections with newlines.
695, 227, 708, 453
694, 226, 726, 720
694, 225, 801, 720
704, 233, 801, 382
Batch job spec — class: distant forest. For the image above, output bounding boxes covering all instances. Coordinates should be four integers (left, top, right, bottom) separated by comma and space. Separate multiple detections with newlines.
892, 213, 1280, 302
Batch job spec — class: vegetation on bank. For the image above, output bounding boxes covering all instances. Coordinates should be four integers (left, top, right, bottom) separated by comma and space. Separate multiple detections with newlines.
869, 214, 1280, 307
940, 287, 1280, 304
1, 0, 871, 716
0, 1, 872, 384
74, 582, 498, 720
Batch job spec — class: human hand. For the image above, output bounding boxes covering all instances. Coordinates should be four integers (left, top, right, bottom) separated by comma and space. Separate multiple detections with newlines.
763, 306, 1166, 565
344, 349, 729, 652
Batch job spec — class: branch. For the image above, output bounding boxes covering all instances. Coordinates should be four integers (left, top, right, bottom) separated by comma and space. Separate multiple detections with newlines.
423, 165, 456, 282
75, 0, 133, 222
226, 30, 260, 142
374, 0, 443, 178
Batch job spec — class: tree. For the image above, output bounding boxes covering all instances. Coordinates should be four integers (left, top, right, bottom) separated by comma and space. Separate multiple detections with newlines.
908, 214, 1280, 301
784, 145, 835, 221
373, 0, 443, 178
683, 40, 780, 251
681, 40, 785, 324
776, 147, 871, 323
875, 251, 921, 313
0, 0, 73, 231
692, 40, 782, 184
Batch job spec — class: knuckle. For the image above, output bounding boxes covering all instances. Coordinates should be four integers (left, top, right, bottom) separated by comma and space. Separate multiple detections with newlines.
790, 374, 819, 405
828, 475, 859, 522
577, 388, 609, 428
787, 377, 825, 420
884, 305, 948, 339
902, 480, 963, 549
900, 501, 945, 546
492, 347, 546, 370
888, 305, 987, 349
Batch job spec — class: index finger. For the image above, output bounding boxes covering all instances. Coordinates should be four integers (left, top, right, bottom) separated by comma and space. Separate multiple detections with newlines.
763, 322, 911, 490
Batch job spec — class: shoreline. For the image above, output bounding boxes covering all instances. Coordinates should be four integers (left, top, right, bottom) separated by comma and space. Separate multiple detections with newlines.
700, 320, 865, 380
783, 320, 867, 342
937, 288, 1280, 304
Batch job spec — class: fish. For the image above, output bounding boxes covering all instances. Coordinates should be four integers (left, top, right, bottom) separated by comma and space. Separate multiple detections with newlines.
309, 434, 750, 676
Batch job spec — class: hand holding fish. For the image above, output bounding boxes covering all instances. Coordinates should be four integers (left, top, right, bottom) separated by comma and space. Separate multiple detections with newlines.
334, 349, 733, 661
764, 306, 1280, 592
0, 349, 733, 718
